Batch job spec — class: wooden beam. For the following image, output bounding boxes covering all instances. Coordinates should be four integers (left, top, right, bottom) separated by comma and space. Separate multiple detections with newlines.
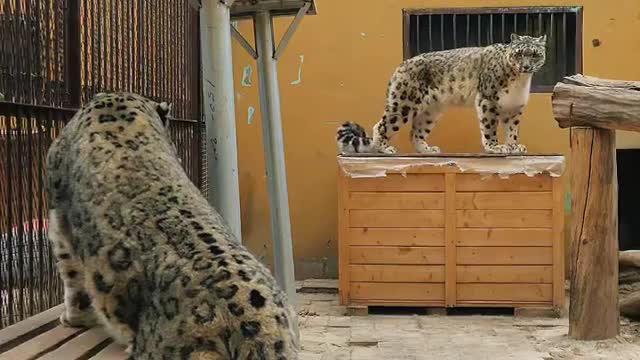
568, 127, 619, 340
552, 74, 640, 131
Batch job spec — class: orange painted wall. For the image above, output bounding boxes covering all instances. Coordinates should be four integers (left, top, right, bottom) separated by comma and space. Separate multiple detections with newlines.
229, 0, 640, 279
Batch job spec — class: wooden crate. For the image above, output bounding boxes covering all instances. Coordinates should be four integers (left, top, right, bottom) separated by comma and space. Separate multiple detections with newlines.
337, 154, 565, 312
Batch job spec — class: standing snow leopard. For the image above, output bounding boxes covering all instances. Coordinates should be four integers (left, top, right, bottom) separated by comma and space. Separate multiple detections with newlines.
336, 33, 546, 154
46, 92, 298, 359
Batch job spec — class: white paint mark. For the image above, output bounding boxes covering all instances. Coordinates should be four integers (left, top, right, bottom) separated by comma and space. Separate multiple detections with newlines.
291, 55, 304, 86
231, 20, 239, 29
248, 106, 255, 125
236, 92, 242, 101
360, 32, 366, 37
241, 65, 253, 87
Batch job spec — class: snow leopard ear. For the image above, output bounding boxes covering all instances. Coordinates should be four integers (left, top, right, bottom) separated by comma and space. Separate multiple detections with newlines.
156, 102, 172, 127
538, 35, 547, 44
510, 33, 520, 42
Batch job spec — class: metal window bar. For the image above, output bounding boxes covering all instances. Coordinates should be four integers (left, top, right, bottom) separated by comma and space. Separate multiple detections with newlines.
403, 7, 583, 93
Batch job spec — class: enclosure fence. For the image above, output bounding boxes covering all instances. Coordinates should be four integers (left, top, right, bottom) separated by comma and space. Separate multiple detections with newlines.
0, 0, 204, 328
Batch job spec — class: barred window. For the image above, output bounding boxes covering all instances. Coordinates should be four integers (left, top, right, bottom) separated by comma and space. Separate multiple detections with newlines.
403, 7, 583, 92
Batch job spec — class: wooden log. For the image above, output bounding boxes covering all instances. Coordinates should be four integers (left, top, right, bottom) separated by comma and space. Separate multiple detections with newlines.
619, 250, 640, 269
619, 251, 640, 285
620, 291, 640, 320
552, 74, 640, 131
569, 127, 619, 340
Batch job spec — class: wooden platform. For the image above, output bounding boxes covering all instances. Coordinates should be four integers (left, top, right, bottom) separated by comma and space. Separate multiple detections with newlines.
337, 154, 566, 311
0, 305, 126, 360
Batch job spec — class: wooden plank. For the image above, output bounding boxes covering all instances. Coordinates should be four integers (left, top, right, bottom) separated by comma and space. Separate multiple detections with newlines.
456, 174, 551, 192
350, 209, 444, 228
456, 228, 553, 247
552, 176, 566, 309
90, 342, 127, 360
456, 210, 553, 228
349, 300, 445, 307
338, 169, 350, 305
349, 246, 445, 265
456, 192, 553, 209
349, 228, 445, 247
350, 283, 445, 301
349, 265, 445, 283
348, 174, 444, 192
455, 301, 552, 308
457, 265, 553, 283
457, 284, 553, 302
39, 328, 111, 360
0, 304, 63, 353
445, 173, 457, 307
348, 192, 444, 209
0, 326, 85, 360
457, 247, 553, 265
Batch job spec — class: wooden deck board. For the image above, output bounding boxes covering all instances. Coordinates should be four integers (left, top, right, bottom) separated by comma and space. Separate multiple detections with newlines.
0, 307, 126, 360
0, 325, 85, 360
39, 327, 112, 360
0, 304, 64, 353
90, 342, 127, 360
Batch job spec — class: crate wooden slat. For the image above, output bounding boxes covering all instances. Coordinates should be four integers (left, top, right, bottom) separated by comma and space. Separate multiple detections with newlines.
456, 265, 553, 283
456, 228, 553, 247
349, 246, 445, 265
350, 265, 445, 282
0, 307, 126, 360
456, 247, 553, 265
457, 284, 553, 302
338, 154, 565, 312
350, 209, 445, 228
350, 283, 445, 301
349, 228, 445, 247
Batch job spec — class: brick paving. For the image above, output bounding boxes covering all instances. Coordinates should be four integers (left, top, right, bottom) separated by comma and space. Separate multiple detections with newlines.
295, 280, 640, 360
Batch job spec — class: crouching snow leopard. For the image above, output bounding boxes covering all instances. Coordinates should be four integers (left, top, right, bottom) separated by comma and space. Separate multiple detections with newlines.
46, 92, 298, 359
336, 33, 547, 155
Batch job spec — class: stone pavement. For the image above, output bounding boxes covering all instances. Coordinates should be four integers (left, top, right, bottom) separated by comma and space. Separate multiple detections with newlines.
295, 280, 640, 360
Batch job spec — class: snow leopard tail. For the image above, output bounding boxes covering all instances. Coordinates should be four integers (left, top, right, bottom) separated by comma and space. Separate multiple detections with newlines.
336, 121, 377, 154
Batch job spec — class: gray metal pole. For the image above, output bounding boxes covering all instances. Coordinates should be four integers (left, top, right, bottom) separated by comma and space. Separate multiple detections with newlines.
200, 1, 242, 242
254, 10, 299, 339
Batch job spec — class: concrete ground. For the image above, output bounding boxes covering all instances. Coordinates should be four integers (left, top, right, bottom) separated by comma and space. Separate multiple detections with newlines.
296, 280, 640, 360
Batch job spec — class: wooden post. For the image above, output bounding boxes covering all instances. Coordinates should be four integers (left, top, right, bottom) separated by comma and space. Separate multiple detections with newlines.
568, 127, 619, 340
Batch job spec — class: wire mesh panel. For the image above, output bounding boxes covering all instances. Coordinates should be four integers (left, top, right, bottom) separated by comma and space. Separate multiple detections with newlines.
404, 7, 583, 92
0, 104, 71, 328
0, 0, 202, 328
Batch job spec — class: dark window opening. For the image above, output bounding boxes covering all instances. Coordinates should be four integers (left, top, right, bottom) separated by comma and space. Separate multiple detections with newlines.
403, 7, 583, 92
618, 149, 640, 251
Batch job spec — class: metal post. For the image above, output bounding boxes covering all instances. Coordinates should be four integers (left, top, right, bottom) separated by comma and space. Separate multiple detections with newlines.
200, 0, 242, 241
254, 10, 298, 339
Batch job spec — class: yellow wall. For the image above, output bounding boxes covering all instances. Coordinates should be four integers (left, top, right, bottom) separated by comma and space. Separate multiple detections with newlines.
230, 0, 640, 279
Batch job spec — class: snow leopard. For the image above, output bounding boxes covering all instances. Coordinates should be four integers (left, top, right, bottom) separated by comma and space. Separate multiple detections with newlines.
336, 33, 547, 155
46, 92, 298, 359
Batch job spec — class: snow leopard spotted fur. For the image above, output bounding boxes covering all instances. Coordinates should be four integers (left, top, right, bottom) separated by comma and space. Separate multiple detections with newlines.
46, 92, 298, 359
336, 33, 547, 155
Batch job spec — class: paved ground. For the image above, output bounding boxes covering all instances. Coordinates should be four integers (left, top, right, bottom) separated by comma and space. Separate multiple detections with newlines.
297, 280, 640, 360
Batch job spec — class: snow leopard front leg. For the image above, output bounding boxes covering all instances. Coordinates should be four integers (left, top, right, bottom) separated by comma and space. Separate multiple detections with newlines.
48, 209, 98, 328
476, 95, 510, 154
503, 108, 527, 154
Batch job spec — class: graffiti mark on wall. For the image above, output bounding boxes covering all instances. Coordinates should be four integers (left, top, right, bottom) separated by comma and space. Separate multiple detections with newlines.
291, 55, 304, 86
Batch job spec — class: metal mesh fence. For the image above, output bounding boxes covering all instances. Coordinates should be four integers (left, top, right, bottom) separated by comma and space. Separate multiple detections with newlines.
0, 0, 203, 328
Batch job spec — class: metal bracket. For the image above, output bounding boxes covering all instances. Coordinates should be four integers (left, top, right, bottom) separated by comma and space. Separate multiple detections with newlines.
230, 24, 258, 59
273, 2, 311, 60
